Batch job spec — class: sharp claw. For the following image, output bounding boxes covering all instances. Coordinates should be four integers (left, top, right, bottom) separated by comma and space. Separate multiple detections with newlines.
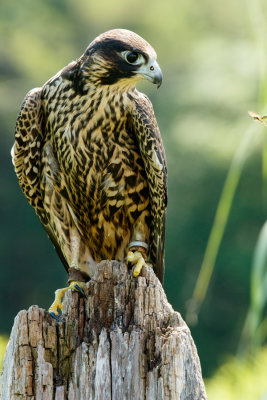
49, 312, 64, 322
74, 284, 86, 297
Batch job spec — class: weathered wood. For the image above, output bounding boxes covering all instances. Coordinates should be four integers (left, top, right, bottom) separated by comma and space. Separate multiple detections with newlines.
0, 261, 207, 399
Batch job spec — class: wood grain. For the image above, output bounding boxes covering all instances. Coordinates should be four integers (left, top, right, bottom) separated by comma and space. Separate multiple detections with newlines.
0, 261, 207, 399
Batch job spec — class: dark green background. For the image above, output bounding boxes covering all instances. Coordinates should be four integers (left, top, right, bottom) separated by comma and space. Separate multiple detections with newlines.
1, 0, 266, 378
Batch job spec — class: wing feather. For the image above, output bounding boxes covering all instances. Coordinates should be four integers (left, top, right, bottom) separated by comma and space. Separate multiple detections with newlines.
12, 88, 69, 271
12, 88, 44, 212
131, 92, 167, 283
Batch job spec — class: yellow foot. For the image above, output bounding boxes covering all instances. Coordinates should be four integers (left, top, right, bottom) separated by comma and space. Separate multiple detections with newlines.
127, 250, 146, 278
48, 280, 87, 319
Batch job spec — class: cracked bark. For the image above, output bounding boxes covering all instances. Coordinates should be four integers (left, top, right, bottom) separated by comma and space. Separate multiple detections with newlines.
0, 261, 207, 400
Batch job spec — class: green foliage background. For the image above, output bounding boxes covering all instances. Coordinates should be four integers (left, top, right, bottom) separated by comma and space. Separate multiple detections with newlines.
1, 0, 267, 388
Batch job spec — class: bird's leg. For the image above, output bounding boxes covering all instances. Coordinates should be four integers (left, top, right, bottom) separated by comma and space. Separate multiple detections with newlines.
127, 241, 149, 278
48, 268, 89, 319
48, 281, 87, 319
127, 219, 150, 278
48, 286, 70, 318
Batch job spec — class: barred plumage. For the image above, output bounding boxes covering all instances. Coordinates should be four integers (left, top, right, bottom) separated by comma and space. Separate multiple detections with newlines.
12, 29, 167, 293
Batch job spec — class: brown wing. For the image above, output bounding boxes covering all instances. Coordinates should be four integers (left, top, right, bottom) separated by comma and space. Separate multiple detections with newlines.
131, 92, 167, 283
12, 88, 45, 212
12, 88, 69, 271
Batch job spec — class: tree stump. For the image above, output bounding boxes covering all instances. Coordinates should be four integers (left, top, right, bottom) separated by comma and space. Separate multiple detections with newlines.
0, 261, 207, 399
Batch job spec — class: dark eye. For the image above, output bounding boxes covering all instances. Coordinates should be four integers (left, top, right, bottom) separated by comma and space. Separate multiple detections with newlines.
126, 52, 139, 64
122, 50, 144, 65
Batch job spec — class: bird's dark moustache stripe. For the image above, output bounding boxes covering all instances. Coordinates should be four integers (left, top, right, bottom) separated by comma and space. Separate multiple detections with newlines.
83, 38, 149, 86
99, 67, 135, 85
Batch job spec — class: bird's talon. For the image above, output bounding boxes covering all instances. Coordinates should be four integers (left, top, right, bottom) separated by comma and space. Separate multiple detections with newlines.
48, 281, 87, 317
73, 283, 86, 297
49, 312, 64, 322
127, 250, 146, 278
69, 280, 87, 296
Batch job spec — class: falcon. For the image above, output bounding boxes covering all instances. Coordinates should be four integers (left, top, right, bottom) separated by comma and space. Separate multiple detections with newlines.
12, 29, 167, 318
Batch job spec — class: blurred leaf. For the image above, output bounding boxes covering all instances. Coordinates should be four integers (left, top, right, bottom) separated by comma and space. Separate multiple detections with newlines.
206, 346, 267, 400
186, 120, 264, 324
239, 221, 267, 356
0, 336, 8, 372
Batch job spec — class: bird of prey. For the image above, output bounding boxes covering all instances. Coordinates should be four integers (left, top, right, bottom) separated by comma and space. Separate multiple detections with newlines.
12, 29, 167, 318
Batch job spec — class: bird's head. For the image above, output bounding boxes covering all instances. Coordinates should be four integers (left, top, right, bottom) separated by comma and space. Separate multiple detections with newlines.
81, 29, 162, 89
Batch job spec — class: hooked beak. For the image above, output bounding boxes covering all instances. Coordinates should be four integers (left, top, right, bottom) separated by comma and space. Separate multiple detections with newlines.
135, 60, 162, 88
